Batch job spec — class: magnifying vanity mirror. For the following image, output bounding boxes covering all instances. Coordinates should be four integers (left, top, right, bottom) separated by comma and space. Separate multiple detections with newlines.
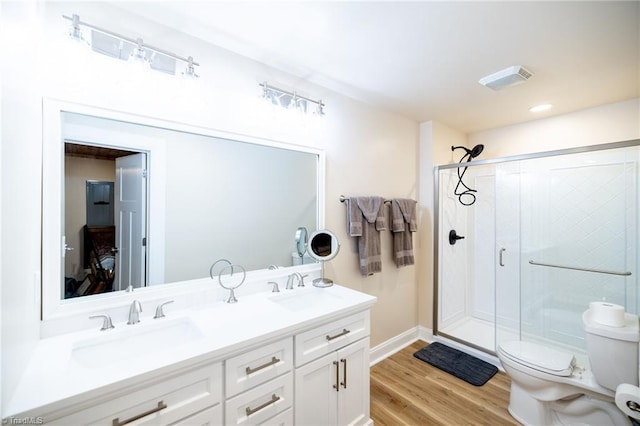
295, 227, 308, 259
307, 229, 340, 287
42, 100, 324, 319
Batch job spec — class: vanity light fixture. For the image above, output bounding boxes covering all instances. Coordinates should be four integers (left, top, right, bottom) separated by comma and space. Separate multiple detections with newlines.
63, 14, 200, 78
67, 13, 88, 46
260, 82, 325, 116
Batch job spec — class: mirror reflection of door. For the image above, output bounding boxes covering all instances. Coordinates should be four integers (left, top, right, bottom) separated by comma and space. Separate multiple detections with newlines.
64, 143, 148, 298
115, 153, 147, 292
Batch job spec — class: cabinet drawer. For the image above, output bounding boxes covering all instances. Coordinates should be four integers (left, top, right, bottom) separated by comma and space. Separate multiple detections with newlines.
49, 362, 222, 425
295, 311, 370, 366
170, 404, 222, 426
226, 337, 293, 397
260, 407, 293, 426
225, 372, 293, 426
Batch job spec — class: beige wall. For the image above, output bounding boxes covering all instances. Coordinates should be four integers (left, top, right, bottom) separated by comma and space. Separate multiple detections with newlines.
418, 121, 467, 330
470, 98, 640, 158
323, 97, 419, 347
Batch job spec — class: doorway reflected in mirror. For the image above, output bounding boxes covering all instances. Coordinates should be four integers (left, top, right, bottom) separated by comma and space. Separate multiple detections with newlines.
64, 143, 148, 298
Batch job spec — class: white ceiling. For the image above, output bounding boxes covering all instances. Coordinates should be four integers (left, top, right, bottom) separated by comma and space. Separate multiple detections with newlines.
116, 1, 639, 133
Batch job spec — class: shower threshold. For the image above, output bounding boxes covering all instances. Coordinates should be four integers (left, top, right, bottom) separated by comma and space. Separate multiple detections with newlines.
440, 316, 495, 353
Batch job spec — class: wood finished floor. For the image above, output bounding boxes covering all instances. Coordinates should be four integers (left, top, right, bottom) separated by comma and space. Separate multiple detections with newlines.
370, 340, 520, 426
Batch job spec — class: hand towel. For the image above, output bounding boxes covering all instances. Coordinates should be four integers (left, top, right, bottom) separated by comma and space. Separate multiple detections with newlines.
349, 196, 386, 276
391, 199, 418, 267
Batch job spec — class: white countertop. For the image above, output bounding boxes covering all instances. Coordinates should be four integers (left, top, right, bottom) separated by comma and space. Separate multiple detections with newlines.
7, 284, 376, 417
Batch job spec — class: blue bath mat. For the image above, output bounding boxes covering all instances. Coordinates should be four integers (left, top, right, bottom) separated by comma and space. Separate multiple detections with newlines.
413, 342, 498, 386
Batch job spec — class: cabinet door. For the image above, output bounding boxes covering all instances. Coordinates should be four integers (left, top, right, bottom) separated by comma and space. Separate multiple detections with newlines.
337, 337, 370, 426
294, 352, 338, 426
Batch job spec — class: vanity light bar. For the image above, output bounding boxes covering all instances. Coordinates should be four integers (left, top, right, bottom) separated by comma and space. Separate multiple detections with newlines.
63, 14, 200, 78
260, 82, 325, 116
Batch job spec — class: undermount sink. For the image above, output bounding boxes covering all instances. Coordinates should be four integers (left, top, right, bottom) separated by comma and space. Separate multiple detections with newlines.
72, 317, 203, 368
269, 288, 341, 311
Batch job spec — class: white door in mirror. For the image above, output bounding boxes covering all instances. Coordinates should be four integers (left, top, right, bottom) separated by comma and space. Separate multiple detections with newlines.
115, 153, 147, 291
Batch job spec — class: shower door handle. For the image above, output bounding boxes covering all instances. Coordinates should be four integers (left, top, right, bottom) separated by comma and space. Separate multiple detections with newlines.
499, 248, 506, 267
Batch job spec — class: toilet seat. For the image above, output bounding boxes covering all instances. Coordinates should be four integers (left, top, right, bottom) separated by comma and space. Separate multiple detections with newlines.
499, 340, 576, 377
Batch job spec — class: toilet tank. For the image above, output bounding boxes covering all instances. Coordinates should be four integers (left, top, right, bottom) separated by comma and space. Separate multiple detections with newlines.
583, 309, 639, 391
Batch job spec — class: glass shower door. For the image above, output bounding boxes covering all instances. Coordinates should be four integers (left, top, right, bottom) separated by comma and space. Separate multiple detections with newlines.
495, 146, 638, 353
494, 161, 522, 349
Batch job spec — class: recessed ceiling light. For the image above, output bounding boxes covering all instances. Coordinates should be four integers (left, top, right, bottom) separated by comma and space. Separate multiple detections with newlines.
529, 104, 553, 113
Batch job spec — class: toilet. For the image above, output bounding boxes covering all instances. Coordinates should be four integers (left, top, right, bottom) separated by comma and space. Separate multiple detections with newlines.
497, 305, 640, 426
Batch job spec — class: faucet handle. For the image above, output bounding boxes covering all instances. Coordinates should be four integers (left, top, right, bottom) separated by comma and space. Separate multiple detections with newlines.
268, 281, 280, 293
127, 300, 143, 325
154, 300, 174, 319
89, 314, 115, 331
298, 273, 309, 287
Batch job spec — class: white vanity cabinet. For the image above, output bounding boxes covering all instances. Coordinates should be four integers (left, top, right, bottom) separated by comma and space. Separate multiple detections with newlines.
6, 285, 375, 426
294, 311, 371, 426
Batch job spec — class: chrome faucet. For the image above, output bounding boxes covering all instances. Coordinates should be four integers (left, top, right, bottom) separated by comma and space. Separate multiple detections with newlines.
286, 273, 301, 290
127, 300, 142, 325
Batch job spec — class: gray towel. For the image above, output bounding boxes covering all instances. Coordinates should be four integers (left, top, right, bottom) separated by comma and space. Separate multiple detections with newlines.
347, 196, 386, 275
391, 199, 417, 267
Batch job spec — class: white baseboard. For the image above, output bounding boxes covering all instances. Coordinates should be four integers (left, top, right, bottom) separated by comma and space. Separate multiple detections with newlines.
369, 325, 434, 366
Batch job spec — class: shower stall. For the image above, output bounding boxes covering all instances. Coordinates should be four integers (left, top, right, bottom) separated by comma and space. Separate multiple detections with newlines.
434, 139, 640, 357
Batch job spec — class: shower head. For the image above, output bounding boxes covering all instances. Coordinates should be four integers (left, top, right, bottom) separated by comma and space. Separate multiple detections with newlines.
451, 144, 484, 160
469, 144, 484, 158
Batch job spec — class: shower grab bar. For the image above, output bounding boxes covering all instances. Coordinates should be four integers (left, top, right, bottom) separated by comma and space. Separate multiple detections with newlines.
528, 260, 632, 276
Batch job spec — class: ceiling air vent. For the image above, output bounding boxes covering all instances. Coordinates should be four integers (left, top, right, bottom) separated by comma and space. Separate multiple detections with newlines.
479, 65, 533, 90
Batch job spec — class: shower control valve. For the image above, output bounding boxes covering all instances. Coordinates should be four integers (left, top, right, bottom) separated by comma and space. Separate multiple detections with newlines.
449, 230, 465, 245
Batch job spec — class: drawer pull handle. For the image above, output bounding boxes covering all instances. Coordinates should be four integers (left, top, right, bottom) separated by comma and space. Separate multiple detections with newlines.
246, 356, 280, 375
112, 400, 167, 426
333, 360, 340, 392
326, 328, 350, 341
340, 358, 347, 389
246, 394, 280, 416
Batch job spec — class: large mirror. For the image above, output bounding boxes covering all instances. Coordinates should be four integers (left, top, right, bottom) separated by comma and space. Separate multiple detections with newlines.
43, 101, 322, 312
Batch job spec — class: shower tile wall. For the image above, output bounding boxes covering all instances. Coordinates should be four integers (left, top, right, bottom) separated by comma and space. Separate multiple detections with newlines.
471, 172, 496, 323
438, 170, 469, 328
438, 166, 497, 334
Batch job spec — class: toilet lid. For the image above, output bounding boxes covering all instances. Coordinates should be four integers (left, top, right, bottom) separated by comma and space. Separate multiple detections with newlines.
499, 340, 576, 377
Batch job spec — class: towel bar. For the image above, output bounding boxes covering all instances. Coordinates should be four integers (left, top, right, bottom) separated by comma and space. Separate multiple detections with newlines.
339, 195, 391, 203
528, 260, 631, 277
